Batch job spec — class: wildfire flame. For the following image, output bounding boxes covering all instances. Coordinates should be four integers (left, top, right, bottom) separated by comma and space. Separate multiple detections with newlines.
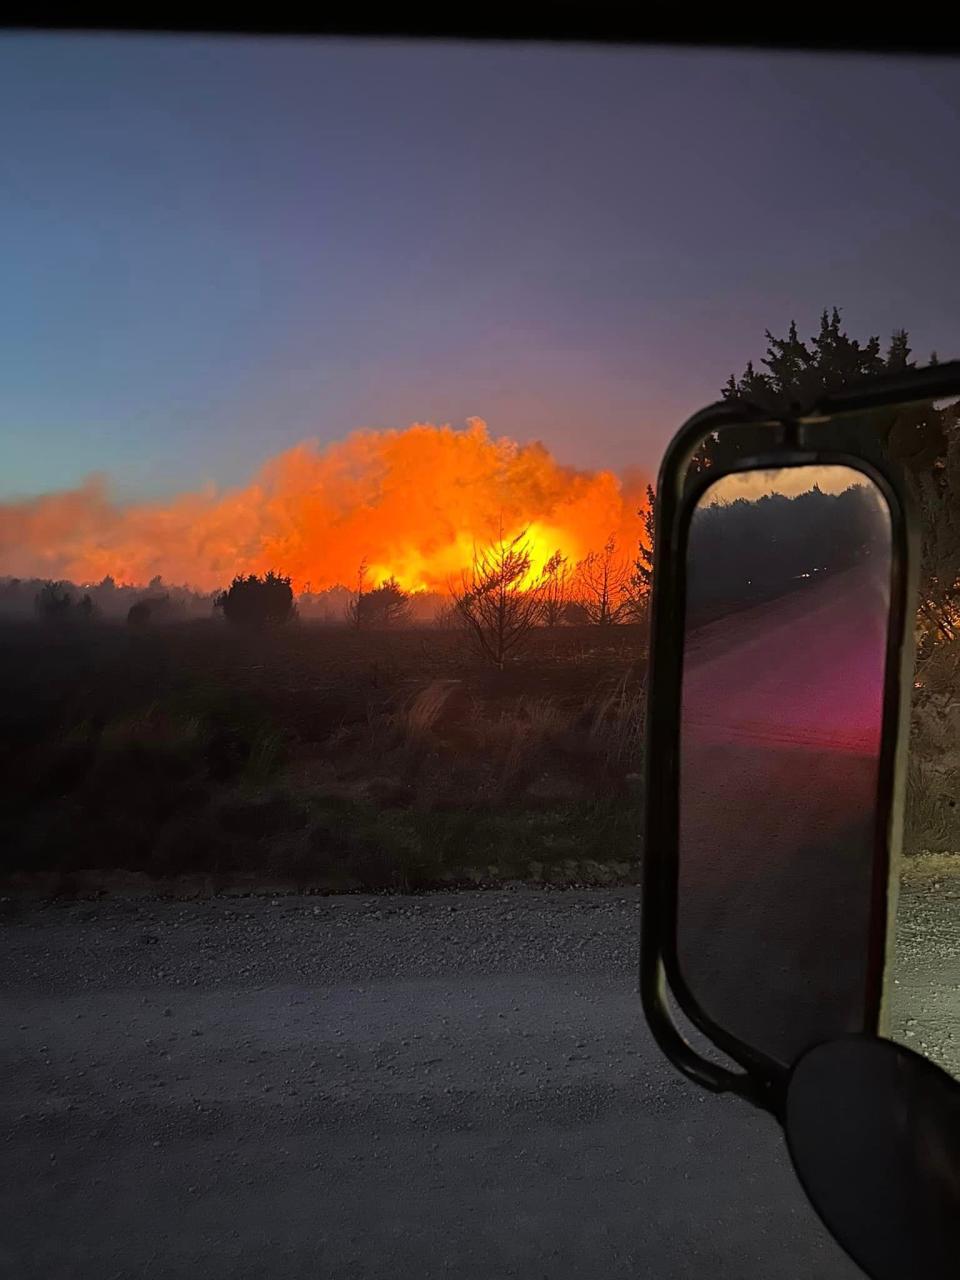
0, 418, 648, 594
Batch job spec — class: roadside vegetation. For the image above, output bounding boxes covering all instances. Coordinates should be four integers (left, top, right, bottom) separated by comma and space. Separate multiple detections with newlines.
907, 636, 960, 855
0, 620, 646, 892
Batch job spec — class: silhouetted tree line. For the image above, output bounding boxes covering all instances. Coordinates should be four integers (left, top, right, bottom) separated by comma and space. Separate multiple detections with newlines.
640, 309, 959, 656
0, 574, 218, 625
21, 307, 953, 655
33, 581, 96, 622
686, 483, 887, 628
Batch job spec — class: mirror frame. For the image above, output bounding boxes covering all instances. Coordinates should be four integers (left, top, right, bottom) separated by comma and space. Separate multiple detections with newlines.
640, 362, 960, 1115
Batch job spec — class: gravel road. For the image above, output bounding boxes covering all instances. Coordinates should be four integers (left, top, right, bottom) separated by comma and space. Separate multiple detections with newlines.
888, 855, 960, 1078
1, 877, 953, 1280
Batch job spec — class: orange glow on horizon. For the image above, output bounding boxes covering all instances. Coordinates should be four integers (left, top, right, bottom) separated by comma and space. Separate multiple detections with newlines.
0, 419, 649, 595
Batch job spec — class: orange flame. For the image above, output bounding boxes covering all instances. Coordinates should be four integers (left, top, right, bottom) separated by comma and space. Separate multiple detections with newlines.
0, 418, 648, 593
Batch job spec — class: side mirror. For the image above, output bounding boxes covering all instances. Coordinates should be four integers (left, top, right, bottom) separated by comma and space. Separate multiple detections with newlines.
786, 1035, 960, 1280
639, 363, 960, 1279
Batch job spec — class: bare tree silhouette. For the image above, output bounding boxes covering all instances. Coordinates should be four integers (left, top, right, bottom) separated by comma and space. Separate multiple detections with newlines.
347, 559, 369, 631
452, 527, 547, 667
541, 551, 572, 627
575, 537, 630, 626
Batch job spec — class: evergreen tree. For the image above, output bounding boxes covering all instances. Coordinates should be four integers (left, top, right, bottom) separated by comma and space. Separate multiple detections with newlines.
351, 576, 412, 629
641, 310, 960, 649
214, 571, 296, 627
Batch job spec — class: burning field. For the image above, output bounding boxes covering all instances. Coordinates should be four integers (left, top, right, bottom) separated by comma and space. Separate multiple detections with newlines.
2, 417, 955, 892
0, 419, 648, 596
0, 417, 655, 891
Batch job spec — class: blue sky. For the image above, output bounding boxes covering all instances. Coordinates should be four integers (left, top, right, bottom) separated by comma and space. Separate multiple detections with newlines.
2, 35, 960, 500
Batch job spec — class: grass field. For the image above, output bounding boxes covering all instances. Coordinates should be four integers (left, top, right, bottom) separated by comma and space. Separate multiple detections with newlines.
1, 618, 955, 895
0, 620, 647, 892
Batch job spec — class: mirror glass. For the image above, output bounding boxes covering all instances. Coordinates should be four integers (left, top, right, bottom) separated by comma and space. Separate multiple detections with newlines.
785, 1035, 960, 1280
676, 464, 892, 1066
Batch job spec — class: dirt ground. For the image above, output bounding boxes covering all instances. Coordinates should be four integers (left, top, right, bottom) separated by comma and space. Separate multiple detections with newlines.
888, 853, 960, 1079
1, 863, 954, 1280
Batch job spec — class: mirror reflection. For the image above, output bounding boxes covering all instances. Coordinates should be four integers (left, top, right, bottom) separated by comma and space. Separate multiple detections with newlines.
677, 465, 892, 1065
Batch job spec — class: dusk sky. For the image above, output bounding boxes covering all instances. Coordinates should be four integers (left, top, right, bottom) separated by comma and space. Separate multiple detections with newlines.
3, 35, 960, 505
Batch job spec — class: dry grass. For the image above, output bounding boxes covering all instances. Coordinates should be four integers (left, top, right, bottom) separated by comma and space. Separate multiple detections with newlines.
904, 639, 960, 854
904, 757, 960, 855
912, 695, 960, 765
5, 613, 955, 886
399, 680, 461, 742
0, 620, 646, 887
914, 636, 960, 697
586, 674, 646, 775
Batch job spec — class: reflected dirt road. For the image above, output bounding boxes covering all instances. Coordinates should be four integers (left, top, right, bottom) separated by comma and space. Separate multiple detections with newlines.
678, 563, 890, 1065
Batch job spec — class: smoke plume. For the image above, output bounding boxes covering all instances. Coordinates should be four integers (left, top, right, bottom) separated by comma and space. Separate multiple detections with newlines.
0, 419, 648, 593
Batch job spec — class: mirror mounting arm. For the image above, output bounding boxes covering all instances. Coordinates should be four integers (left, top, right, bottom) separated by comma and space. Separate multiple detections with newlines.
640, 946, 787, 1114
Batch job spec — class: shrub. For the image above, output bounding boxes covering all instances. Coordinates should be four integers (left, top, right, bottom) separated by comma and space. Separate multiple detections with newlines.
350, 576, 412, 629
127, 594, 176, 627
215, 571, 296, 627
34, 581, 75, 622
